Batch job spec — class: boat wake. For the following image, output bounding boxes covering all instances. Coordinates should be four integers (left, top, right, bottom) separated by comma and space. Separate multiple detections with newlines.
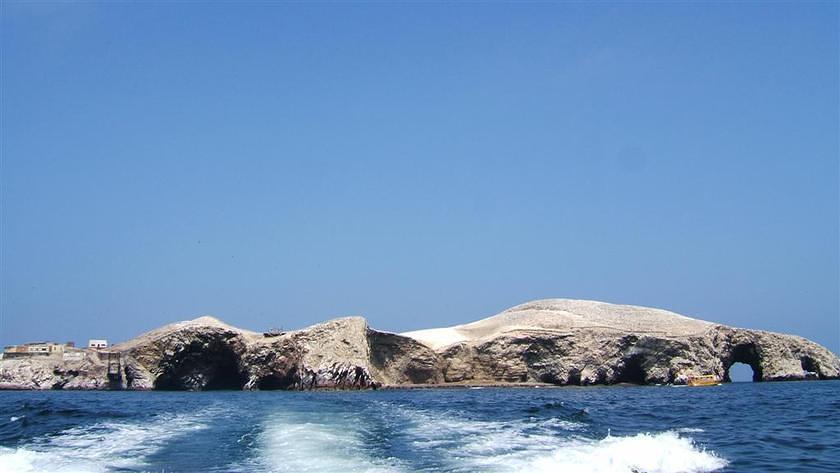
526, 431, 727, 473
0, 407, 219, 473
239, 401, 727, 473
0, 400, 727, 473
391, 403, 726, 473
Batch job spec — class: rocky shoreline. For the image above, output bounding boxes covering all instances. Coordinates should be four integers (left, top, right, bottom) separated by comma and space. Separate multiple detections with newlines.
2, 299, 838, 391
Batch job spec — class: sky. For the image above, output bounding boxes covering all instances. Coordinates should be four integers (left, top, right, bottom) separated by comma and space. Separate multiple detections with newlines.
1, 2, 838, 363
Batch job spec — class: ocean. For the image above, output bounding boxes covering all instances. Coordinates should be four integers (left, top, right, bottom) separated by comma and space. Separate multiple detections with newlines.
0, 381, 837, 473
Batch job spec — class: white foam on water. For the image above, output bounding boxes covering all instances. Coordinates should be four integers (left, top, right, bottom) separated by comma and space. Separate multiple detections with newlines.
2, 400, 727, 473
537, 416, 587, 431
0, 407, 218, 473
389, 404, 727, 473
0, 447, 103, 473
517, 431, 727, 473
249, 412, 404, 473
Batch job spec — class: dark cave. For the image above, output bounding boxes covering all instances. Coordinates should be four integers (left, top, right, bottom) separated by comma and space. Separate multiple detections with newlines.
614, 354, 647, 384
255, 368, 300, 390
154, 340, 246, 391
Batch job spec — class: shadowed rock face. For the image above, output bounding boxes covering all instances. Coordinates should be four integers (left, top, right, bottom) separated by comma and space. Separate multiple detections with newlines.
152, 338, 247, 390
368, 330, 443, 385
114, 317, 433, 391
1, 299, 837, 390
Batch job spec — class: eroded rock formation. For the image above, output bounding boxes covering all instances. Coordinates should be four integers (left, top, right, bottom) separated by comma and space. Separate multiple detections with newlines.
404, 299, 840, 385
1, 299, 838, 390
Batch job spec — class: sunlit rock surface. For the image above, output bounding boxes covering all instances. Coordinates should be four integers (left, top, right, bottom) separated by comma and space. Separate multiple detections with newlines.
404, 299, 840, 385
2, 299, 837, 390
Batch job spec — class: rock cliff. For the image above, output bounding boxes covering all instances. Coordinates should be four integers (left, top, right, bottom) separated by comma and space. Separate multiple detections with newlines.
403, 299, 840, 385
1, 299, 837, 390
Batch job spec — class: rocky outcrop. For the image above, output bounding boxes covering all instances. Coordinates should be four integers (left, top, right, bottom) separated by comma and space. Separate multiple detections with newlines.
1, 299, 837, 390
368, 330, 443, 385
404, 299, 840, 385
0, 315, 440, 391
0, 351, 113, 390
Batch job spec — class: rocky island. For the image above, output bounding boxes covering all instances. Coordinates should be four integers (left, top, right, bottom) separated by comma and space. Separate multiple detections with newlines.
1, 299, 838, 390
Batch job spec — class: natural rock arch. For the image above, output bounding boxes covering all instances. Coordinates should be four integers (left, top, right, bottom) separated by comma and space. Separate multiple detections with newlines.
727, 362, 755, 382
723, 343, 763, 382
154, 339, 247, 391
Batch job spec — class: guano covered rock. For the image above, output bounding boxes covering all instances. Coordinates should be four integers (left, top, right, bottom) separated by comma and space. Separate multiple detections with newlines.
1, 299, 837, 390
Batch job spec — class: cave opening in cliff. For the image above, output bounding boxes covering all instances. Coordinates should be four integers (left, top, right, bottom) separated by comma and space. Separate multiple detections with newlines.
800, 356, 820, 379
724, 344, 762, 382
615, 354, 646, 384
566, 369, 582, 386
154, 340, 247, 391
256, 368, 299, 390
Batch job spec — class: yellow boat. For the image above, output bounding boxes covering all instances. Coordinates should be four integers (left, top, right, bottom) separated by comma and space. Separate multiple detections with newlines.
687, 374, 721, 387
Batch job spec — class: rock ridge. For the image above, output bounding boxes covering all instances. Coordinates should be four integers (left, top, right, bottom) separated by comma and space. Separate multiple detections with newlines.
1, 299, 837, 390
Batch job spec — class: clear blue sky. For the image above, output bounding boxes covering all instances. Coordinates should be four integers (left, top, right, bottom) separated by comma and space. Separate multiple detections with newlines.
1, 2, 838, 357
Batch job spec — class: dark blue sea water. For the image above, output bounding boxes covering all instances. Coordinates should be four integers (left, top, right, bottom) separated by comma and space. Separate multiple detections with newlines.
0, 381, 838, 473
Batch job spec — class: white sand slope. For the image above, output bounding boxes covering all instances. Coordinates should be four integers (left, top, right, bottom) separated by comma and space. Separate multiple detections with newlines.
401, 298, 715, 350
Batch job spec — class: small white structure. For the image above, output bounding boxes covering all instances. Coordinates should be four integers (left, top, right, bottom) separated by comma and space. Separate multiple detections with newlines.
26, 343, 65, 354
88, 339, 108, 349
63, 351, 86, 361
